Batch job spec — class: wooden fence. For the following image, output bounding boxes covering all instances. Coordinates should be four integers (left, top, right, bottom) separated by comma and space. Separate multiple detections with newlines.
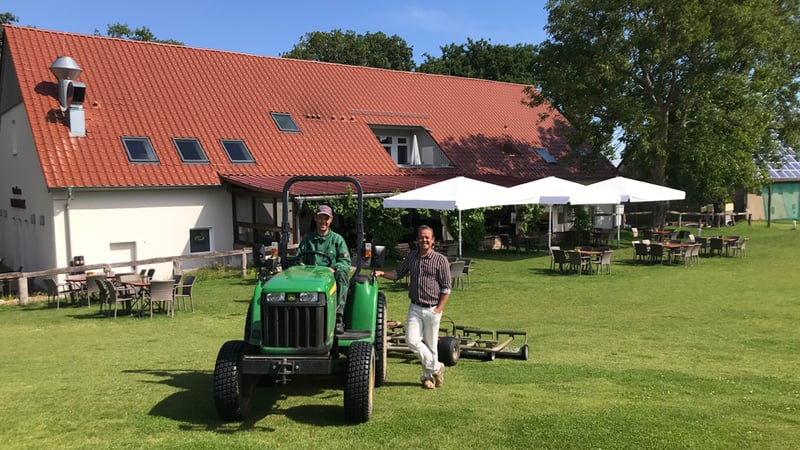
0, 248, 253, 305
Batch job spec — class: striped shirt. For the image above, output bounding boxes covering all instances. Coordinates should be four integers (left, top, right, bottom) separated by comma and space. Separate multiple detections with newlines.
394, 250, 451, 306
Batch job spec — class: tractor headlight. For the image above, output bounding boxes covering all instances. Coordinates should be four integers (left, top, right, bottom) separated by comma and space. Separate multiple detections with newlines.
263, 292, 285, 303
298, 292, 319, 302
264, 292, 321, 303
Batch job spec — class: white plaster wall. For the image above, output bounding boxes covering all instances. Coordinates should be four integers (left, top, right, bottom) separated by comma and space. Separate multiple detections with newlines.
61, 187, 232, 280
0, 103, 56, 272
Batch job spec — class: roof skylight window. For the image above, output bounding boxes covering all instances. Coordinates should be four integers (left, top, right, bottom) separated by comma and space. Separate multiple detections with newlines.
173, 138, 209, 163
535, 147, 557, 164
122, 137, 159, 163
221, 140, 255, 163
270, 112, 301, 133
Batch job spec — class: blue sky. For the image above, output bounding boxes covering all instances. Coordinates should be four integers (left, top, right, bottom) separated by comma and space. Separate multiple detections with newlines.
5, 0, 550, 64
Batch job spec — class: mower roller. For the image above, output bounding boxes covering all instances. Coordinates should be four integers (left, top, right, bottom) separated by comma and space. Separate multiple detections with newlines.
386, 316, 529, 365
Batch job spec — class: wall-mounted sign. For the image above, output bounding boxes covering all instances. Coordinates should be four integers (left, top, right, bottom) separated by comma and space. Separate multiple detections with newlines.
10, 198, 26, 208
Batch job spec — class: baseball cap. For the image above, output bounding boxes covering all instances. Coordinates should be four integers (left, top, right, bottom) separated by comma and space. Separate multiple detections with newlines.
316, 205, 333, 217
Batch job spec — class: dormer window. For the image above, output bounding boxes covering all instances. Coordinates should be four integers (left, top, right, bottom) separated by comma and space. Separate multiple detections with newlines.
370, 125, 451, 168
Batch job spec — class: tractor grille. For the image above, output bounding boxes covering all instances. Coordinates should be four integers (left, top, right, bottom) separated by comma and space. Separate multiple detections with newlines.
260, 303, 326, 349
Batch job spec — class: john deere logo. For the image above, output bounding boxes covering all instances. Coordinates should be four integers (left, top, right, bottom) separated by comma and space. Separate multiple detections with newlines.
287, 294, 297, 302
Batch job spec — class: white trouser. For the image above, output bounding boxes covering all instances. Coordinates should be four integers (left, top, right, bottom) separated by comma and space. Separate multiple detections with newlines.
406, 303, 442, 380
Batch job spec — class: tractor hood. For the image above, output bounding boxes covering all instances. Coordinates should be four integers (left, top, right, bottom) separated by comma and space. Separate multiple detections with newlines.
262, 265, 337, 297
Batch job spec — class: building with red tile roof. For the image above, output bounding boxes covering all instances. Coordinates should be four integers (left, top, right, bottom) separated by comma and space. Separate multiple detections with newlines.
0, 25, 616, 274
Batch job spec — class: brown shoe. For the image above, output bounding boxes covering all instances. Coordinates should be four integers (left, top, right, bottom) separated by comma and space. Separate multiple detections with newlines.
433, 365, 445, 388
422, 379, 435, 389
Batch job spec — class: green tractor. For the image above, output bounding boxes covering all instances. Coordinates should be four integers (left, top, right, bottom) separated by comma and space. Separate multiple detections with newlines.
213, 176, 387, 423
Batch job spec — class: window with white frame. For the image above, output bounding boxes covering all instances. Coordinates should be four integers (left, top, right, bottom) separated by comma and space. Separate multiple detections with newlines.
189, 228, 211, 253
377, 135, 409, 165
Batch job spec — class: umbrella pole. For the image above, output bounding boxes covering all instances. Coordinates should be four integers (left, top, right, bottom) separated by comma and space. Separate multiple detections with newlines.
617, 204, 621, 248
547, 205, 553, 249
458, 209, 462, 258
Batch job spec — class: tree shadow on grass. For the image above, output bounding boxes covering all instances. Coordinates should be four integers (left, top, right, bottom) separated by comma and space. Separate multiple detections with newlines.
124, 369, 368, 431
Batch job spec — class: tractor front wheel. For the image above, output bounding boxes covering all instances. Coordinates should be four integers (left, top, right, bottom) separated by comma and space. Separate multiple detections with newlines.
344, 341, 375, 423
213, 340, 256, 421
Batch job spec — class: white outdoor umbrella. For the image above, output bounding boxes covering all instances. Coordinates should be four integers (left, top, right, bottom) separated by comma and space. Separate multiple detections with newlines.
588, 176, 686, 203
382, 176, 511, 256
588, 176, 687, 246
506, 176, 618, 248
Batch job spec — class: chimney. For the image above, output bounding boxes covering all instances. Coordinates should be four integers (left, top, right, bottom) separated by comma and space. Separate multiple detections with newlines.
49, 56, 86, 137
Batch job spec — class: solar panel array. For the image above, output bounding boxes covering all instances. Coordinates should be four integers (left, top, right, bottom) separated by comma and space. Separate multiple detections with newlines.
768, 153, 800, 180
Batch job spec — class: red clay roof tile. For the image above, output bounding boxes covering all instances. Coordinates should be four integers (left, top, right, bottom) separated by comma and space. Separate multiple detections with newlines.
3, 25, 617, 189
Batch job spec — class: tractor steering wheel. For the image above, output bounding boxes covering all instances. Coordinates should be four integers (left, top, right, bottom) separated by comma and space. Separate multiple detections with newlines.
296, 250, 333, 267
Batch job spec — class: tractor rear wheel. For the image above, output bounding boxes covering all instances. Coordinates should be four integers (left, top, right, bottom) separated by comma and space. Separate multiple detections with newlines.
213, 340, 256, 421
374, 292, 388, 387
344, 341, 375, 423
438, 335, 460, 366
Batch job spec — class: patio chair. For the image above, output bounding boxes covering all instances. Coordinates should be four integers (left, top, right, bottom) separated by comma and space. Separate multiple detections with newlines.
42, 278, 74, 309
84, 274, 107, 307
729, 237, 748, 257
695, 237, 708, 256
102, 279, 137, 319
146, 268, 156, 280
549, 246, 561, 271
568, 250, 591, 275
461, 258, 472, 287
649, 243, 665, 265
633, 242, 649, 264
173, 275, 196, 312
449, 261, 466, 289
670, 245, 690, 267
147, 280, 175, 318
594, 250, 613, 275
690, 243, 702, 264
446, 243, 458, 258
709, 238, 724, 257
551, 249, 568, 273
95, 278, 110, 316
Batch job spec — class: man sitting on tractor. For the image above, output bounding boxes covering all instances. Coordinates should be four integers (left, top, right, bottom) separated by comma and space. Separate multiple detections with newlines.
298, 205, 351, 334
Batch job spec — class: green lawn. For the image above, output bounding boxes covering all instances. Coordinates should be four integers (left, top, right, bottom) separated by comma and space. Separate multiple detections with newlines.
1, 222, 798, 449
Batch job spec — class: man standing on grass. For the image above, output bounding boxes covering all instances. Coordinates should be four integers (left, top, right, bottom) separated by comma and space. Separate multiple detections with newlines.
375, 225, 451, 389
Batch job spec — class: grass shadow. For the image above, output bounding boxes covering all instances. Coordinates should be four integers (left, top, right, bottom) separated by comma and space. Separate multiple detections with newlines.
124, 368, 359, 430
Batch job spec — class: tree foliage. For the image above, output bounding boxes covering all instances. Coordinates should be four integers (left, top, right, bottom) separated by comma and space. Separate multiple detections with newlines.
95, 23, 184, 45
530, 0, 800, 206
418, 38, 537, 84
440, 208, 492, 251
302, 190, 409, 257
0, 12, 18, 51
282, 29, 415, 71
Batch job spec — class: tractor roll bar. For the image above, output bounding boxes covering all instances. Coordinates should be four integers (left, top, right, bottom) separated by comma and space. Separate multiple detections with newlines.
280, 176, 365, 275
